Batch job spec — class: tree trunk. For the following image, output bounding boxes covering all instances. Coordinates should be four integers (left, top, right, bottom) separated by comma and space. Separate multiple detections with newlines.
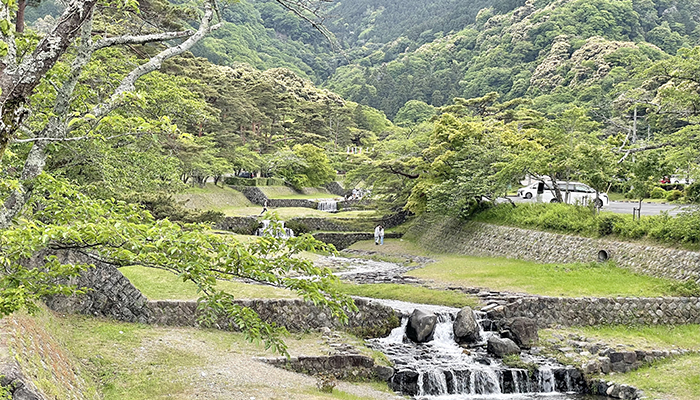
16, 0, 26, 33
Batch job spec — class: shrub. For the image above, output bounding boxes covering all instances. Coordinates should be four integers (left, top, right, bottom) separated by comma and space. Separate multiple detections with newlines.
650, 187, 666, 199
266, 177, 286, 186
685, 182, 700, 203
666, 189, 683, 202
597, 214, 624, 236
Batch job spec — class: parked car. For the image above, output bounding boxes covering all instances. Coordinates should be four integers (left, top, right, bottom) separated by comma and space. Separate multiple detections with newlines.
670, 175, 695, 185
517, 181, 609, 208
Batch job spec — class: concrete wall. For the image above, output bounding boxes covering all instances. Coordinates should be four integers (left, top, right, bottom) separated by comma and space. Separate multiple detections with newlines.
409, 218, 700, 283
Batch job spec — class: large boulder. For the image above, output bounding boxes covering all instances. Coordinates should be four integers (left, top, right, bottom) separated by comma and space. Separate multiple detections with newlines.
405, 309, 437, 343
499, 317, 538, 349
453, 306, 481, 344
487, 336, 520, 358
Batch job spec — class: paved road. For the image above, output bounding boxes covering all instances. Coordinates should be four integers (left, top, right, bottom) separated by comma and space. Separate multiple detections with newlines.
506, 196, 695, 216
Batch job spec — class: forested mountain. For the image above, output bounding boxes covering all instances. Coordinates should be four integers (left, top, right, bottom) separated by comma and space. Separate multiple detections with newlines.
325, 0, 700, 118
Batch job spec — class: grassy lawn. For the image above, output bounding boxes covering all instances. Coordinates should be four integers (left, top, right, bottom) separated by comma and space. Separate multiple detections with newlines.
614, 354, 700, 400
348, 239, 686, 298
334, 282, 478, 308
272, 193, 343, 200
568, 325, 700, 351
174, 183, 252, 210
220, 205, 377, 219
19, 311, 392, 400
120, 265, 297, 300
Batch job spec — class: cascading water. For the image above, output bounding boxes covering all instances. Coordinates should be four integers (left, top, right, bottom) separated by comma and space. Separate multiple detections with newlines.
364, 299, 592, 400
256, 220, 294, 238
317, 199, 338, 212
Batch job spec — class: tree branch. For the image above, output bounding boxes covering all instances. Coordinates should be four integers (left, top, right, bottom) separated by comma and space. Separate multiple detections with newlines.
93, 30, 195, 50
90, 4, 221, 119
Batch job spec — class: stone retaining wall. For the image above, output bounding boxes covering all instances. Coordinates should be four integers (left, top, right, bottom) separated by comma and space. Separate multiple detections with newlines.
313, 232, 403, 250
269, 199, 317, 209
215, 216, 259, 234
257, 354, 393, 382
36, 251, 151, 324
147, 297, 400, 337
410, 218, 700, 283
485, 295, 700, 327
324, 181, 347, 196
231, 186, 267, 205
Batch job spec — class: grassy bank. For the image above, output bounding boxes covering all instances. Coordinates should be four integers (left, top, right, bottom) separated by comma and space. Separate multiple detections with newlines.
19, 310, 393, 400
120, 266, 297, 300
570, 325, 700, 351
472, 203, 700, 250
616, 354, 700, 400
334, 282, 478, 308
220, 205, 376, 219
348, 239, 691, 298
175, 183, 252, 210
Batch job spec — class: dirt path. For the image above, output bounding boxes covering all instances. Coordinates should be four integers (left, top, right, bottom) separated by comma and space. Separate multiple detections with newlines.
141, 329, 404, 400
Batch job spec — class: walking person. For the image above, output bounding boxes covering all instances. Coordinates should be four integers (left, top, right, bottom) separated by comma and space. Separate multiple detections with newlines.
374, 224, 381, 245
378, 225, 384, 245
260, 199, 269, 215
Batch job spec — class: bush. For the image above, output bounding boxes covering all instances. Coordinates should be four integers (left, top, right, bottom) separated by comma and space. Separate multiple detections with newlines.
597, 214, 624, 236
666, 189, 683, 202
266, 177, 286, 186
685, 183, 700, 203
650, 187, 666, 199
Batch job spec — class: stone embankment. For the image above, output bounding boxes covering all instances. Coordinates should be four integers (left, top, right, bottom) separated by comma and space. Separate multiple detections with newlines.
477, 294, 700, 327
409, 218, 700, 283
43, 251, 400, 338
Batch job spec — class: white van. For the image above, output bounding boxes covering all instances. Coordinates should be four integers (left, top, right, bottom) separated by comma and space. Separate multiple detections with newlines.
517, 181, 609, 208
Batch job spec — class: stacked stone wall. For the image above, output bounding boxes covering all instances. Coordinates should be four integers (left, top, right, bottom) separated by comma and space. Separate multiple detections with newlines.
324, 181, 347, 196
231, 186, 267, 205
34, 251, 151, 324
312, 232, 403, 250
258, 354, 393, 381
269, 199, 317, 208
409, 218, 700, 283
146, 297, 399, 337
215, 216, 259, 234
487, 295, 700, 327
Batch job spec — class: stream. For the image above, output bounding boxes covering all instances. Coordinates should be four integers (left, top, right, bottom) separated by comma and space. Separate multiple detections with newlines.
323, 255, 608, 400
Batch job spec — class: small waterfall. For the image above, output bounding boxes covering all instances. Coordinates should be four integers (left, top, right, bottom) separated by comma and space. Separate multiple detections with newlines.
317, 199, 338, 212
538, 366, 555, 392
367, 301, 588, 399
256, 220, 294, 238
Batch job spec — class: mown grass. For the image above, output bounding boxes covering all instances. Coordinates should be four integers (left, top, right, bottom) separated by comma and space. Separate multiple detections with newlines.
219, 205, 376, 219
334, 282, 478, 308
348, 239, 688, 298
120, 265, 297, 300
572, 325, 700, 351
615, 354, 700, 400
174, 183, 252, 210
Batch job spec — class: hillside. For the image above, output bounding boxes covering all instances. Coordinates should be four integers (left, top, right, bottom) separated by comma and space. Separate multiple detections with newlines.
324, 0, 700, 118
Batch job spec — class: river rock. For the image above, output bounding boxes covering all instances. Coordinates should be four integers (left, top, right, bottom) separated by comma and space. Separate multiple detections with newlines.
406, 309, 437, 343
487, 336, 520, 358
453, 306, 481, 344
499, 317, 538, 349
